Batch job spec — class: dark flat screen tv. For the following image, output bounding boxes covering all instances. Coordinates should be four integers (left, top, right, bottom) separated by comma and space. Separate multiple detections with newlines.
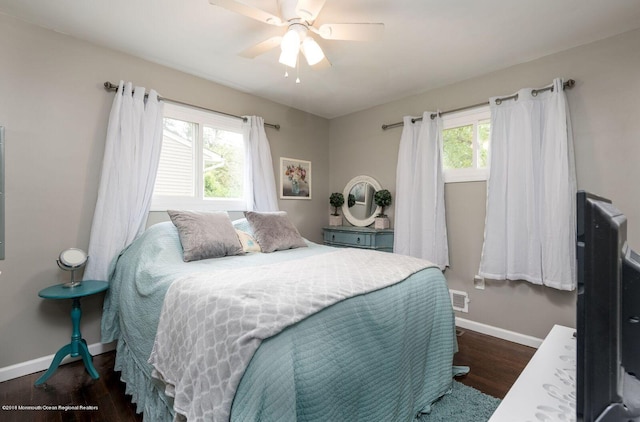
576, 191, 640, 422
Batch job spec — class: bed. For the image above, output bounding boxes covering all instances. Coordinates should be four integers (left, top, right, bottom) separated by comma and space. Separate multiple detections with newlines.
101, 212, 458, 422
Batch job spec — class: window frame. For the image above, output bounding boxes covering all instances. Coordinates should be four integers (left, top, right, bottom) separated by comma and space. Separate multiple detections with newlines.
441, 106, 491, 183
150, 103, 247, 212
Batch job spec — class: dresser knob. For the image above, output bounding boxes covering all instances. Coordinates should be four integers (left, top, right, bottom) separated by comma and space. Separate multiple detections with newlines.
357, 237, 361, 244
332, 234, 335, 241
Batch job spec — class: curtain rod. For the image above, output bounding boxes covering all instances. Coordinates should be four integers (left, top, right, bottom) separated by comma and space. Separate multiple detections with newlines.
381, 79, 575, 131
103, 82, 281, 130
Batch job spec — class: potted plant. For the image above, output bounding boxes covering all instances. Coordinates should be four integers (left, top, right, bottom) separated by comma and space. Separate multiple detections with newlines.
329, 192, 345, 226
348, 193, 356, 208
373, 189, 392, 229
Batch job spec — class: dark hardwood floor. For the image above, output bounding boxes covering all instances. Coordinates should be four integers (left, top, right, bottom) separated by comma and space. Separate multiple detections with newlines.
0, 329, 535, 421
453, 328, 536, 399
0, 352, 141, 422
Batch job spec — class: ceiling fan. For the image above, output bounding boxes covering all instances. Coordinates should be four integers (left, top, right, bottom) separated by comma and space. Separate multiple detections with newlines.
209, 0, 384, 68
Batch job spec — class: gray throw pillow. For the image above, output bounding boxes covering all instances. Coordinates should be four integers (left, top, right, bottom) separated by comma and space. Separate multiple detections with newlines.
168, 210, 244, 262
244, 211, 307, 253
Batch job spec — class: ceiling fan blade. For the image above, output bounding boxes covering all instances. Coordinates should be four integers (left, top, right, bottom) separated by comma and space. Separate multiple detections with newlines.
209, 0, 284, 26
239, 36, 283, 58
295, 0, 327, 23
314, 23, 384, 41
312, 55, 332, 69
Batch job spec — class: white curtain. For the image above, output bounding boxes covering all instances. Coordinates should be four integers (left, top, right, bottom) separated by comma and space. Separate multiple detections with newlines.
84, 81, 164, 281
479, 78, 576, 290
394, 112, 449, 269
243, 116, 279, 212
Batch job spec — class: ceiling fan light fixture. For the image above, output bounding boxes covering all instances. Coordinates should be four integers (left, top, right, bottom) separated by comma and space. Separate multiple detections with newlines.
279, 48, 298, 68
279, 28, 301, 68
301, 37, 324, 66
280, 28, 300, 52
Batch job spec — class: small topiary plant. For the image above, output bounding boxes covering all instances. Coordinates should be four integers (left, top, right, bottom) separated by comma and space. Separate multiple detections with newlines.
329, 192, 345, 216
348, 193, 356, 208
374, 189, 392, 217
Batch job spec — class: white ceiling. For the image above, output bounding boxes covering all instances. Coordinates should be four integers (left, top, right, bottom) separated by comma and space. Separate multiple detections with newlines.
2, 0, 640, 119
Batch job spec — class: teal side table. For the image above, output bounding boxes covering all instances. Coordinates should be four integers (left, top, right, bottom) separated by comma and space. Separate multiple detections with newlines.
35, 280, 109, 386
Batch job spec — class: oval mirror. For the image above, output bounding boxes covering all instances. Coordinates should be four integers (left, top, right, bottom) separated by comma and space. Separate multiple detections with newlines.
342, 175, 382, 227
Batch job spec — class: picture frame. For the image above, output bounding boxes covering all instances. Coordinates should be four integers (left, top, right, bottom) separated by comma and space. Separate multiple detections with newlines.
280, 157, 312, 199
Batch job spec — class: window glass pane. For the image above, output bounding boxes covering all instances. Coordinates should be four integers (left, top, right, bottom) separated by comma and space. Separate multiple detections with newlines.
155, 118, 196, 196
203, 126, 244, 199
443, 124, 473, 169
478, 119, 490, 168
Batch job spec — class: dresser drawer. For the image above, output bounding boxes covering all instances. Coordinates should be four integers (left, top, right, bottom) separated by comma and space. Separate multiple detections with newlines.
323, 226, 393, 252
324, 230, 372, 247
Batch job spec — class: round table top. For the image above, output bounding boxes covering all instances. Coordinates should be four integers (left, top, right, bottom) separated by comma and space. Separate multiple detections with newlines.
38, 280, 109, 300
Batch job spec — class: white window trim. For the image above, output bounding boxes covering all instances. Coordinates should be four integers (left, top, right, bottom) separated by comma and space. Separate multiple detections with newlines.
444, 167, 489, 183
442, 106, 491, 184
150, 103, 247, 212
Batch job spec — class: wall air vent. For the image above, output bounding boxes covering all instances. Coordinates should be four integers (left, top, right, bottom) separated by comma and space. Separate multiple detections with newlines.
449, 289, 469, 313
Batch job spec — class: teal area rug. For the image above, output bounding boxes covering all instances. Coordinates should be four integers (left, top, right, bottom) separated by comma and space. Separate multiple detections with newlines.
418, 381, 501, 422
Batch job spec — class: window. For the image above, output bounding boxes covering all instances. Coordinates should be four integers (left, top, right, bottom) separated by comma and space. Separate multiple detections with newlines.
151, 103, 246, 211
441, 106, 491, 183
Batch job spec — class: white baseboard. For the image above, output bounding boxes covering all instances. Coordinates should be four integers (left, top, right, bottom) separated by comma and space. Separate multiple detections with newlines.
456, 317, 543, 349
0, 341, 116, 383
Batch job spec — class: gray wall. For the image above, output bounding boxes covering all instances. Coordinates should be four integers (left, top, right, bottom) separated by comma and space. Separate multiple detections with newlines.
0, 14, 329, 369
329, 28, 640, 339
1, 11, 638, 370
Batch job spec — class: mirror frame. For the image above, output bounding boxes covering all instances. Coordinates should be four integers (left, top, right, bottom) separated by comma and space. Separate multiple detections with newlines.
58, 248, 88, 269
342, 175, 382, 227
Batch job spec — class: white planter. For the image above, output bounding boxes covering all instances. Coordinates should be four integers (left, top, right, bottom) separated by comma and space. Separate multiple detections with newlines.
374, 216, 389, 229
329, 215, 343, 226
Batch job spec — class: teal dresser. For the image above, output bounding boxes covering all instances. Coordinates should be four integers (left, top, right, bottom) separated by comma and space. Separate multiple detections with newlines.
323, 226, 394, 252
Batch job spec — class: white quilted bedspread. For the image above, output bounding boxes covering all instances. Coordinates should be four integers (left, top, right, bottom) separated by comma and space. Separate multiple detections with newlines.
148, 247, 434, 422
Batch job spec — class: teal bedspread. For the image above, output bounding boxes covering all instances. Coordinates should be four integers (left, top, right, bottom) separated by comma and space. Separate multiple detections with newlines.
102, 222, 457, 421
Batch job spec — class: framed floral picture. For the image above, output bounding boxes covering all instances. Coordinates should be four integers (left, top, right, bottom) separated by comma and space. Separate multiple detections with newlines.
280, 157, 311, 199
